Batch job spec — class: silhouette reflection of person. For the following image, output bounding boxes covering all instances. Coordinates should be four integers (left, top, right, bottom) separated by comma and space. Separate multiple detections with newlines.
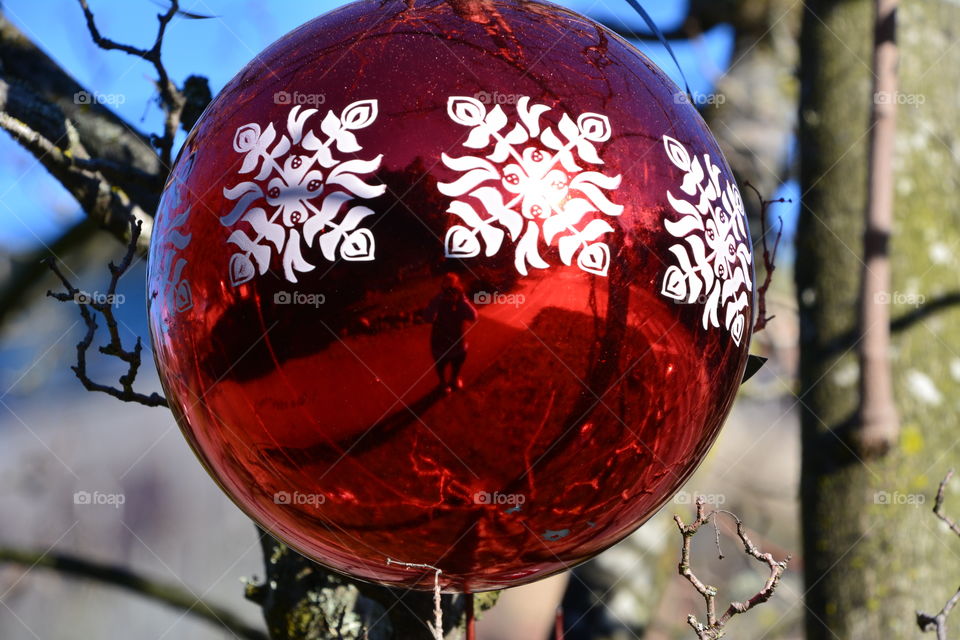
424, 273, 478, 394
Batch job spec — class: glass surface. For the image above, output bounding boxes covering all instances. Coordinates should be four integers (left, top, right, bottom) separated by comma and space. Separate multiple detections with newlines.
148, 0, 754, 592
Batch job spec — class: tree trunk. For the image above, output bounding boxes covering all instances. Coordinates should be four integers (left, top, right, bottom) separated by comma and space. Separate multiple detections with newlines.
796, 1, 960, 638
246, 530, 500, 639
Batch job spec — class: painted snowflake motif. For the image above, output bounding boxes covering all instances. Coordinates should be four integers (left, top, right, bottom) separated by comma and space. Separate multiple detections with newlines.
439, 96, 623, 277
159, 207, 194, 313
659, 135, 753, 346
221, 101, 386, 285
156, 151, 195, 314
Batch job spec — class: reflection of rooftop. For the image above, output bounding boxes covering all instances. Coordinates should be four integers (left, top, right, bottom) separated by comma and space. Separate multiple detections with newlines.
191, 283, 711, 586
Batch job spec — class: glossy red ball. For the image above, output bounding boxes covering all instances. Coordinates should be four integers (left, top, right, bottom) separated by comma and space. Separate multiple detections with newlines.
148, 0, 754, 592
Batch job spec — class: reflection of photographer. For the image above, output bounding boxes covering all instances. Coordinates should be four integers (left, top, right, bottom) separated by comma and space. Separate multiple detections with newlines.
424, 273, 478, 394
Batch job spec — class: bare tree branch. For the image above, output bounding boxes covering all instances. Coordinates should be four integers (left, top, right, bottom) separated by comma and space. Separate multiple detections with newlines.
0, 12, 165, 213
0, 545, 267, 640
855, 0, 900, 458
919, 470, 960, 639
933, 470, 960, 535
77, 0, 186, 168
744, 183, 786, 334
918, 589, 960, 640
0, 105, 154, 252
675, 496, 789, 639
44, 215, 166, 407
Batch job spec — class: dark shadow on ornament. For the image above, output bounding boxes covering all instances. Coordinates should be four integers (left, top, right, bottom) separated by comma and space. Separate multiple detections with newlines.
269, 384, 450, 467
187, 231, 738, 588
248, 305, 683, 577
258, 305, 544, 465
424, 273, 479, 391
496, 246, 632, 484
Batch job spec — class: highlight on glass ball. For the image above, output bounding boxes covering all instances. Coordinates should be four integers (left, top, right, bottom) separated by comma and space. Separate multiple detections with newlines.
148, 0, 754, 593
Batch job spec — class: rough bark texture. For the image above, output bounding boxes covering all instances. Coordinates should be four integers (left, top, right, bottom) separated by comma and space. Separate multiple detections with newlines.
0, 14, 165, 190
796, 1, 960, 638
0, 13, 163, 252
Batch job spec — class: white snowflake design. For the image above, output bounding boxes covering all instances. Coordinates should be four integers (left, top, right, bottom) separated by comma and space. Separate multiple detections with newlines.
438, 96, 623, 277
659, 135, 753, 346
221, 101, 386, 285
156, 151, 195, 313
158, 207, 194, 313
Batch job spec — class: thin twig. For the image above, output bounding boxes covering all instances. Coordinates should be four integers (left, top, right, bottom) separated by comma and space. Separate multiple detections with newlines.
918, 589, 960, 640
385, 559, 444, 640
934, 470, 960, 535
45, 215, 167, 407
77, 0, 186, 167
675, 496, 790, 638
0, 546, 267, 640
744, 182, 786, 334
918, 470, 960, 639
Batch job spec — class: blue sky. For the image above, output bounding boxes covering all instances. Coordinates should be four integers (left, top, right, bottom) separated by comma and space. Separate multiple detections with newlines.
0, 0, 794, 252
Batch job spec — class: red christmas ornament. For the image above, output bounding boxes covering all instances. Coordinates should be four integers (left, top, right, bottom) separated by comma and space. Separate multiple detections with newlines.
148, 0, 754, 592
